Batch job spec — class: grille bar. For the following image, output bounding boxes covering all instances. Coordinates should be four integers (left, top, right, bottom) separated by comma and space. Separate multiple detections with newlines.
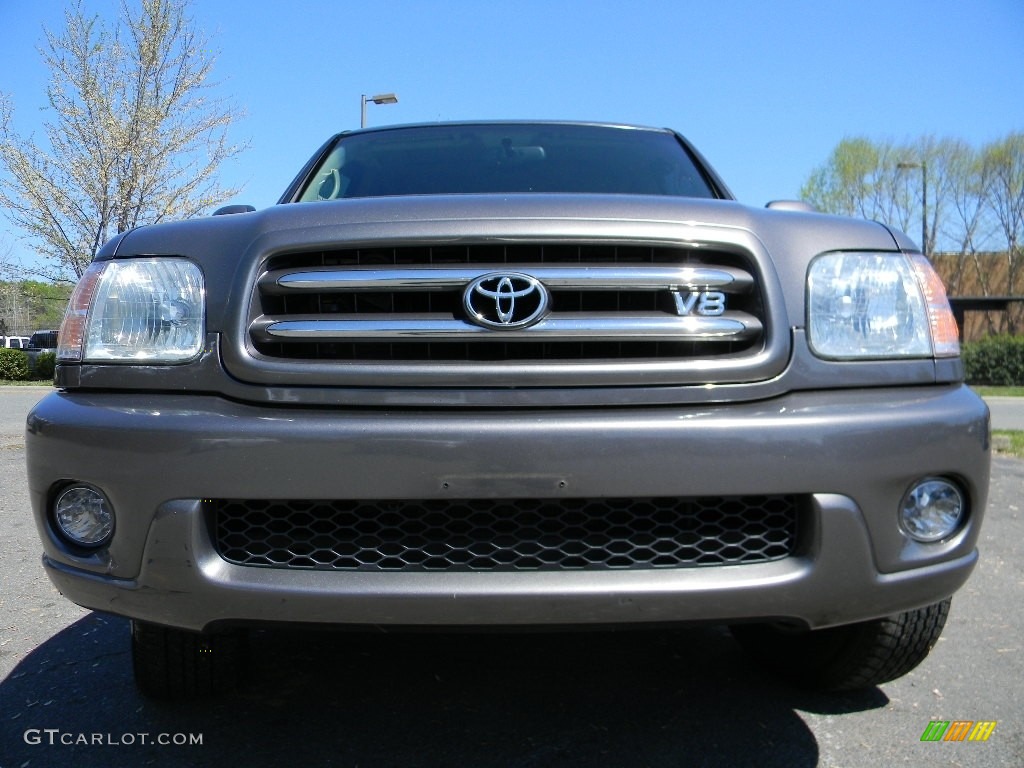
247, 243, 772, 370
253, 312, 762, 343
211, 496, 802, 572
261, 264, 754, 293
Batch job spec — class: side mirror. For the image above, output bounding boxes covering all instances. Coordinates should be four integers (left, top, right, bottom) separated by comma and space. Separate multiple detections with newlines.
213, 204, 256, 216
765, 200, 816, 212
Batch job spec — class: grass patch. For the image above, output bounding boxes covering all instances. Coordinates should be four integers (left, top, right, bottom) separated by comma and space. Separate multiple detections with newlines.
972, 386, 1024, 397
0, 380, 53, 387
993, 430, 1024, 459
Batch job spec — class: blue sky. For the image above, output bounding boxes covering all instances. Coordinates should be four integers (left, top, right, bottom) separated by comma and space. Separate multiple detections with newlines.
2, 0, 1023, 268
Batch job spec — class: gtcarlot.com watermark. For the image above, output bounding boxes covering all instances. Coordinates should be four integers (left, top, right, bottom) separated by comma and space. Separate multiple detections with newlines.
24, 728, 203, 747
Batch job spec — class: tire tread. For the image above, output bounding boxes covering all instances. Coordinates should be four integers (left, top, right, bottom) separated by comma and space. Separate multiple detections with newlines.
731, 598, 951, 691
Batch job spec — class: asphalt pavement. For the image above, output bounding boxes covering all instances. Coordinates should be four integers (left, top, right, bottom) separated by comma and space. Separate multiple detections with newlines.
1, 385, 1022, 767
987, 397, 1024, 430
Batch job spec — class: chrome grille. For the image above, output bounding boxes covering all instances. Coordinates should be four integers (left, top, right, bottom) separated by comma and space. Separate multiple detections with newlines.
249, 244, 765, 362
211, 496, 801, 572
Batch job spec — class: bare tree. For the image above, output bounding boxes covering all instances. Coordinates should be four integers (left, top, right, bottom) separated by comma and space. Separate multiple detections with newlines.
0, 239, 15, 282
0, 0, 246, 280
982, 133, 1024, 334
801, 136, 959, 257
0, 281, 32, 336
941, 141, 990, 293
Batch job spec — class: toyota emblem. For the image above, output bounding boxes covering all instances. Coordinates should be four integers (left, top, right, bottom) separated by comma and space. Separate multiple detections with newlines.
463, 272, 550, 330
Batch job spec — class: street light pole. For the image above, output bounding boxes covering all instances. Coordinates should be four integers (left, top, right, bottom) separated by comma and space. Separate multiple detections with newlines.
360, 92, 399, 128
897, 161, 928, 258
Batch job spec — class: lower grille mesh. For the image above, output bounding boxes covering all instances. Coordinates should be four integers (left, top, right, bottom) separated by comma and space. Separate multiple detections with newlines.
210, 496, 801, 572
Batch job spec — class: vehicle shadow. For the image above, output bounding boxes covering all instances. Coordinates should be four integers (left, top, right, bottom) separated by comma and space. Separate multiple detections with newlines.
1, 612, 888, 767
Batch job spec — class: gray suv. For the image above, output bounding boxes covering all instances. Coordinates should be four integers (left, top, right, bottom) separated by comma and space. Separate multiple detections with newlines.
26, 122, 990, 698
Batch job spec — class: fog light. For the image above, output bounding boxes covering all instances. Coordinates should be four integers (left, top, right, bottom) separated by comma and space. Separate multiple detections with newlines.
53, 486, 114, 547
900, 478, 965, 542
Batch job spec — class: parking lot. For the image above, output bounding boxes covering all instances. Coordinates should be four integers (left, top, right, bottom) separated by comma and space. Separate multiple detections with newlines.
2, 386, 1022, 767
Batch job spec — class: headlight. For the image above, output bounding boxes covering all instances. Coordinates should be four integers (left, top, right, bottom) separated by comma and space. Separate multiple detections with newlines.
58, 258, 205, 363
807, 252, 959, 360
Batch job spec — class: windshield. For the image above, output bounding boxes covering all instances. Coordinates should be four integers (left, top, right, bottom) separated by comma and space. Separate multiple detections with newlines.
295, 124, 719, 201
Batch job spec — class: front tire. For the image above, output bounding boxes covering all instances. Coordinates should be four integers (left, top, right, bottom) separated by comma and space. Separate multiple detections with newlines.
131, 620, 247, 699
730, 598, 951, 690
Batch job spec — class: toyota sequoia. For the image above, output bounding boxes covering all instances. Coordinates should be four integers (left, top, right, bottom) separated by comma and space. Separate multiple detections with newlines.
26, 122, 991, 698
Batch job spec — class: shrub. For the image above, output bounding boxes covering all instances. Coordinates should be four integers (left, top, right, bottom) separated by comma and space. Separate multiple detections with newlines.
0, 348, 31, 380
33, 351, 56, 381
962, 335, 1024, 386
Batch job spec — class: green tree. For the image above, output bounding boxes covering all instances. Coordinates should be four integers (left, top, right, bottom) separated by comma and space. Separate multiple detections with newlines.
0, 0, 246, 280
801, 137, 883, 219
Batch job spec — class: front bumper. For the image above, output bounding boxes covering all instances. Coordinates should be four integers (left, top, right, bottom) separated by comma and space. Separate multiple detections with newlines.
27, 385, 990, 632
